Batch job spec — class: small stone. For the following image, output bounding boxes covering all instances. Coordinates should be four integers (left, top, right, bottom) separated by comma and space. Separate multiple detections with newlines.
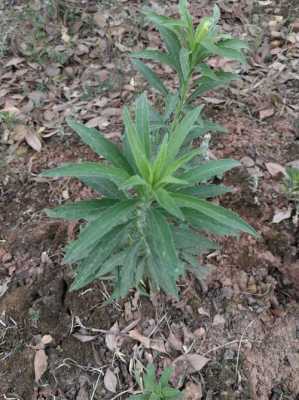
213, 314, 226, 326
247, 276, 257, 294
238, 271, 248, 291
287, 159, 299, 169
3, 252, 13, 263
193, 327, 206, 338
241, 156, 255, 168
223, 349, 235, 361
291, 20, 299, 33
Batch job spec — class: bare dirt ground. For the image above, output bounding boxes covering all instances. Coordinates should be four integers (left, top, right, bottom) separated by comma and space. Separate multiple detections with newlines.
0, 0, 298, 399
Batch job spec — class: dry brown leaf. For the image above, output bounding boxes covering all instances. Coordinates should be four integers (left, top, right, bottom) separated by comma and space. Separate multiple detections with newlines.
12, 124, 27, 142
94, 12, 108, 29
34, 349, 48, 382
73, 333, 98, 342
168, 331, 183, 351
265, 162, 286, 177
41, 334, 53, 346
128, 329, 150, 347
86, 116, 109, 129
24, 127, 42, 152
105, 321, 121, 351
259, 108, 275, 120
183, 382, 203, 400
172, 354, 209, 387
104, 369, 117, 393
212, 314, 226, 326
272, 208, 292, 223
128, 329, 166, 352
5, 57, 24, 68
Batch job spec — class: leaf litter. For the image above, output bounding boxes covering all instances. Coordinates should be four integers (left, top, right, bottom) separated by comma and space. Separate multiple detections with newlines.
1, 0, 299, 399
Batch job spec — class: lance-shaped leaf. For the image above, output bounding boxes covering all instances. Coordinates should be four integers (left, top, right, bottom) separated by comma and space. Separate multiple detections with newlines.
110, 242, 141, 299
131, 49, 175, 68
132, 59, 168, 96
70, 225, 129, 291
123, 107, 152, 180
135, 93, 151, 158
79, 177, 124, 198
66, 118, 131, 172
180, 184, 232, 198
64, 200, 137, 263
167, 107, 203, 161
179, 159, 240, 184
173, 193, 257, 236
45, 198, 117, 220
179, 48, 190, 80
41, 162, 130, 186
158, 26, 182, 76
154, 187, 185, 220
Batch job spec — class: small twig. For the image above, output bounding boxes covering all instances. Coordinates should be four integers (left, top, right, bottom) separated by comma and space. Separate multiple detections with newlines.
90, 373, 101, 400
202, 339, 250, 356
110, 390, 131, 400
235, 319, 256, 378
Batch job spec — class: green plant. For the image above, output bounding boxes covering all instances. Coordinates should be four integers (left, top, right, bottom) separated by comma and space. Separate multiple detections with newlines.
41, 0, 257, 299
131, 0, 248, 134
129, 365, 182, 400
284, 167, 299, 214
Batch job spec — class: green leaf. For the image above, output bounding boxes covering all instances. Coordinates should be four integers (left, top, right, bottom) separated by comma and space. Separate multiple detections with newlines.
135, 93, 151, 158
144, 364, 157, 388
66, 118, 131, 171
95, 250, 127, 279
131, 49, 175, 68
132, 59, 168, 95
173, 225, 217, 253
179, 159, 240, 183
202, 38, 246, 63
70, 225, 129, 291
181, 184, 232, 198
158, 26, 182, 76
184, 208, 240, 236
64, 200, 137, 263
179, 48, 190, 80
45, 198, 117, 220
146, 209, 182, 296
121, 175, 148, 190
164, 148, 201, 177
163, 93, 179, 122
154, 188, 185, 220
79, 177, 124, 198
178, 0, 193, 29
111, 242, 141, 298
187, 120, 227, 141
152, 134, 169, 182
123, 107, 152, 180
219, 38, 249, 50
41, 162, 130, 186
167, 107, 203, 161
174, 193, 257, 236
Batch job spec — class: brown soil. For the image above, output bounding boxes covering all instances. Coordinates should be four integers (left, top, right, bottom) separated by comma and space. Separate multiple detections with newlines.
1, 0, 299, 399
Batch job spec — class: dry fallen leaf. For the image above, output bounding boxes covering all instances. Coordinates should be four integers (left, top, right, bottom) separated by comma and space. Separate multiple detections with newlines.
105, 321, 122, 351
212, 314, 226, 326
168, 331, 183, 351
259, 108, 275, 120
128, 329, 166, 352
265, 162, 286, 177
24, 127, 42, 152
104, 369, 117, 393
183, 382, 203, 400
73, 333, 98, 343
34, 349, 48, 382
272, 208, 292, 223
172, 354, 209, 388
41, 335, 53, 346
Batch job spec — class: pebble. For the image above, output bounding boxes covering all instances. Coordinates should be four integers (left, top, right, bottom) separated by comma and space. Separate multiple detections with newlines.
213, 314, 226, 326
241, 156, 255, 168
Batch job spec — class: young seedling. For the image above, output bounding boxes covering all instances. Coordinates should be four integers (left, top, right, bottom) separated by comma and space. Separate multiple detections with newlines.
129, 365, 182, 400
41, 1, 257, 299
284, 167, 299, 222
131, 0, 248, 136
